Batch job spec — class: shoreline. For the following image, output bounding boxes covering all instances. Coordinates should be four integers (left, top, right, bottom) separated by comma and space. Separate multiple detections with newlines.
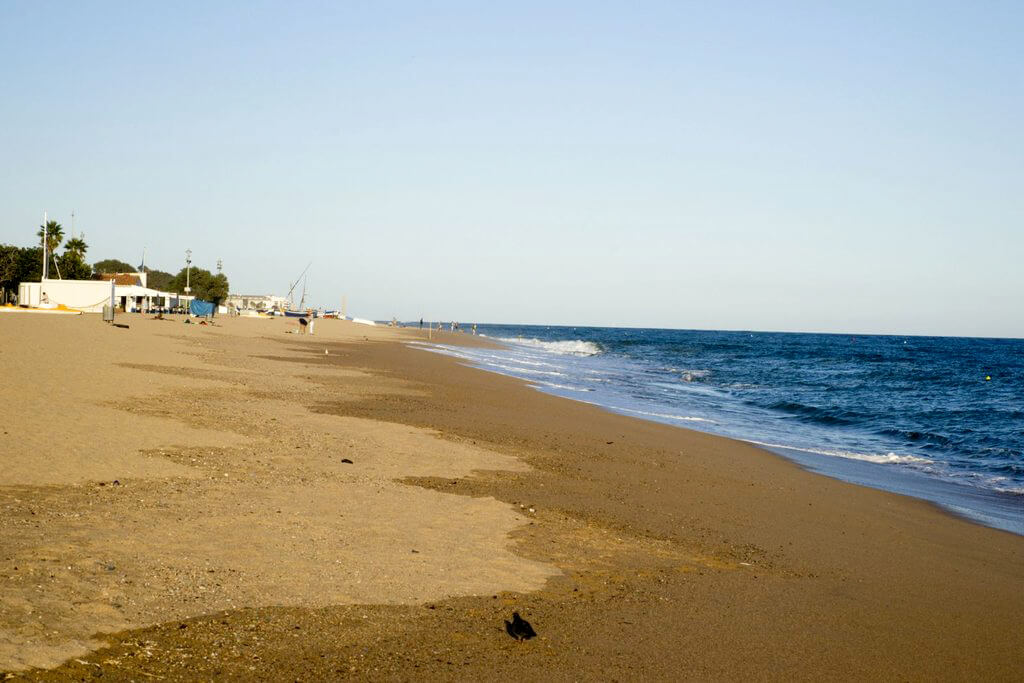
3, 316, 1022, 679
417, 330, 1024, 537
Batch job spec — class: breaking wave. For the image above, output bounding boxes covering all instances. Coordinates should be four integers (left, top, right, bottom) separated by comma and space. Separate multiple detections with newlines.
744, 439, 933, 465
498, 337, 603, 357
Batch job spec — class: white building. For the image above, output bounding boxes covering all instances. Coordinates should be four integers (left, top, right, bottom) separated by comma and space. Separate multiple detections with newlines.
18, 276, 191, 313
225, 293, 290, 313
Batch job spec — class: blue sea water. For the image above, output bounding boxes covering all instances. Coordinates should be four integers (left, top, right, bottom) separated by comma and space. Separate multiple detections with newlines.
411, 325, 1023, 535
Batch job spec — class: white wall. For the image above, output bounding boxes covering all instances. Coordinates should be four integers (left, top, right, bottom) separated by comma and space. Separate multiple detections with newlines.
36, 279, 114, 312
17, 279, 185, 312
18, 282, 41, 307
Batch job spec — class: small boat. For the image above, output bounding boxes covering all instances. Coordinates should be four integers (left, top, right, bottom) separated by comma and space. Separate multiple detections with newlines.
283, 263, 316, 318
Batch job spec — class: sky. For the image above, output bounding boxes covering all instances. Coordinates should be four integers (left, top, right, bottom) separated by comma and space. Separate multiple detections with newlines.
1, 1, 1021, 336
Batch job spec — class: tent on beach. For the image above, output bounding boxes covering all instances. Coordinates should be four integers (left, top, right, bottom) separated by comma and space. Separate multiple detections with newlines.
189, 299, 215, 317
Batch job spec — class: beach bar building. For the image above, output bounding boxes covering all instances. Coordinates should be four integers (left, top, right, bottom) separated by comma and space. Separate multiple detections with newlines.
18, 275, 191, 313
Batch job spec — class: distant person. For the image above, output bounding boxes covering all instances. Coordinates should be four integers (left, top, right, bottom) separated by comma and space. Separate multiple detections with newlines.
472, 324, 477, 335
419, 318, 423, 329
298, 317, 308, 334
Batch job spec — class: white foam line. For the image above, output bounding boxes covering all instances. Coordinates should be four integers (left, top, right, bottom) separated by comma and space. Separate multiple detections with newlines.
614, 407, 718, 423
535, 382, 593, 393
744, 439, 933, 465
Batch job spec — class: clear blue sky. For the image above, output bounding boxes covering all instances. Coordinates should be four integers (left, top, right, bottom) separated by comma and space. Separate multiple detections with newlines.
2, 1, 1021, 336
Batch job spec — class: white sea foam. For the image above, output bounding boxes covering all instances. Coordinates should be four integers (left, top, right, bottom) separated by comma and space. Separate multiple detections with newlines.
674, 369, 711, 382
939, 472, 1024, 496
506, 358, 560, 368
498, 337, 602, 357
534, 382, 593, 393
491, 364, 566, 377
614, 407, 717, 423
744, 439, 933, 465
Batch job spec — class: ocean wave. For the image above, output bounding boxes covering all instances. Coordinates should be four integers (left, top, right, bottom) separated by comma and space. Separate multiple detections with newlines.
877, 427, 952, 447
745, 439, 933, 465
766, 400, 864, 426
498, 337, 602, 357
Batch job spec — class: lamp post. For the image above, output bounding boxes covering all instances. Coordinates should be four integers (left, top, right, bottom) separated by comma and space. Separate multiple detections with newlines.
184, 249, 192, 313
184, 250, 192, 294
41, 211, 49, 280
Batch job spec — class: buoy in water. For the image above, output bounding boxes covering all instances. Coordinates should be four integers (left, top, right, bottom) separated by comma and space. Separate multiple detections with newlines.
985, 376, 991, 381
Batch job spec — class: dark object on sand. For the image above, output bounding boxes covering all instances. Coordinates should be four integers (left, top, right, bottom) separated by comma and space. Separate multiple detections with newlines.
340, 458, 353, 464
113, 323, 129, 329
505, 612, 536, 641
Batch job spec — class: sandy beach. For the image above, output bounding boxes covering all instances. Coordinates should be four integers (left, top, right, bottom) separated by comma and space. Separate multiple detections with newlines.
1, 314, 1022, 680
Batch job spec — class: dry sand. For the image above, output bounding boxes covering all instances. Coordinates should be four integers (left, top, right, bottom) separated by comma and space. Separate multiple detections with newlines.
1, 314, 1022, 680
1, 316, 553, 673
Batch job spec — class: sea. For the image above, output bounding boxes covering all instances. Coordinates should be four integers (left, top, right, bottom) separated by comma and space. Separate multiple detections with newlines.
410, 325, 1023, 536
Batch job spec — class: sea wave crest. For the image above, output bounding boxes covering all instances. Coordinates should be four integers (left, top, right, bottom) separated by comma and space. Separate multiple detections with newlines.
499, 337, 603, 357
744, 439, 933, 465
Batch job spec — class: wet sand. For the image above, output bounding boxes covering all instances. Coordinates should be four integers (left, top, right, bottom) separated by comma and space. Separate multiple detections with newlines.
2, 315, 1022, 680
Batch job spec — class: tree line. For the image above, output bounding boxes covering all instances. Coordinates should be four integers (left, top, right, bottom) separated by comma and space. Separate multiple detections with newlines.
1, 220, 229, 305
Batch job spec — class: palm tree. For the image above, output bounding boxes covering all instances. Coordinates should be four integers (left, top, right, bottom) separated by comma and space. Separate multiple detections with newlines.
64, 235, 88, 258
36, 220, 65, 279
37, 221, 65, 254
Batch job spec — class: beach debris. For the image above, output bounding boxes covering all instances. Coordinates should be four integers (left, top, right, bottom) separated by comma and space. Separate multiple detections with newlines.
341, 458, 353, 464
504, 612, 536, 641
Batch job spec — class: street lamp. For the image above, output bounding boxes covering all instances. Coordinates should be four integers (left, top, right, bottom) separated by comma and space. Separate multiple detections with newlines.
216, 259, 222, 274
184, 249, 192, 295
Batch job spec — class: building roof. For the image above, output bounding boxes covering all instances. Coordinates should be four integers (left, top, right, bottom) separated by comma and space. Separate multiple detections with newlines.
98, 273, 143, 286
